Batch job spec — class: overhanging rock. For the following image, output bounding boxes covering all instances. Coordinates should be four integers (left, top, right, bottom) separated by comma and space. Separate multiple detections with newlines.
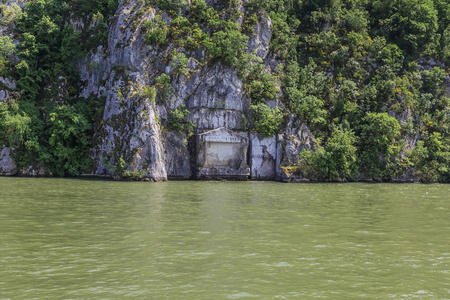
196, 128, 250, 180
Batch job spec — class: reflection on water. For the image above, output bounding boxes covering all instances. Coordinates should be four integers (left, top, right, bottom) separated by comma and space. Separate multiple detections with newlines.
0, 178, 449, 299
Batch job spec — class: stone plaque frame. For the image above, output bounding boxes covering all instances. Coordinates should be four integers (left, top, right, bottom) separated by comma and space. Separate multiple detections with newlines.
196, 128, 250, 180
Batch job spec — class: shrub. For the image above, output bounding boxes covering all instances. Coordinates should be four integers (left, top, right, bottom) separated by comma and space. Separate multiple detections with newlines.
408, 132, 450, 182
44, 104, 94, 176
155, 73, 172, 101
144, 16, 168, 46
269, 12, 299, 58
249, 103, 283, 137
0, 100, 31, 147
167, 103, 195, 136
188, 0, 219, 26
139, 85, 156, 102
170, 50, 189, 76
149, 0, 187, 15
207, 23, 248, 66
155, 73, 171, 88
247, 72, 278, 104
371, 0, 438, 53
298, 128, 358, 181
358, 112, 402, 180
0, 36, 15, 74
0, 3, 23, 25
145, 27, 167, 45
0, 36, 15, 58
442, 25, 450, 65
242, 14, 258, 36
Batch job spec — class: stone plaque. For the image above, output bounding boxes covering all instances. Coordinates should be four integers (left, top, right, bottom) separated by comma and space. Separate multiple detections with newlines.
196, 128, 250, 179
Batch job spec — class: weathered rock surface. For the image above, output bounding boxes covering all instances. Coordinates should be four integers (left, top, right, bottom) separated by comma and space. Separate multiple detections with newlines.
164, 132, 191, 179
0, 147, 16, 175
279, 115, 316, 166
248, 15, 272, 59
250, 134, 277, 180
76, 0, 168, 181
275, 115, 317, 181
0, 77, 17, 103
182, 64, 249, 113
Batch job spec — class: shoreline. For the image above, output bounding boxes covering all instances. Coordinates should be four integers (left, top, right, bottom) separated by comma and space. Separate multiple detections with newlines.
0, 173, 445, 184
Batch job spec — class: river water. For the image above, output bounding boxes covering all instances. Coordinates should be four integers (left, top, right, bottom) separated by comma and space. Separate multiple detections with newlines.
0, 178, 449, 299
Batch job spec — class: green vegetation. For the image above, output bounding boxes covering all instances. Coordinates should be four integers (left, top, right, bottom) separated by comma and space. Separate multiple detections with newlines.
167, 104, 195, 137
207, 23, 248, 66
298, 128, 358, 181
358, 113, 402, 181
0, 0, 114, 176
101, 156, 148, 180
134, 85, 156, 102
155, 73, 172, 102
170, 50, 189, 76
0, 100, 30, 147
241, 0, 450, 182
0, 36, 15, 75
408, 132, 450, 182
249, 103, 283, 138
155, 73, 171, 87
143, 16, 168, 46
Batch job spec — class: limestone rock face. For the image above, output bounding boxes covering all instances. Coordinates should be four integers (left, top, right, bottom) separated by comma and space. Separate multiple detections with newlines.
248, 15, 273, 59
279, 115, 316, 168
275, 115, 317, 181
75, 0, 317, 181
77, 0, 167, 181
164, 132, 192, 179
250, 134, 277, 180
183, 67, 247, 111
0, 79, 16, 102
0, 147, 17, 175
175, 63, 250, 131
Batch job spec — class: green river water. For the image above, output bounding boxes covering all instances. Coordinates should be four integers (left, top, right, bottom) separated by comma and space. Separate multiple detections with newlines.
0, 178, 449, 299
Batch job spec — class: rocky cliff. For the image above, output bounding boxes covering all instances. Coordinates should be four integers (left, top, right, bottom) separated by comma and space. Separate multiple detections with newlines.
0, 0, 315, 180
76, 0, 315, 181
3, 0, 447, 182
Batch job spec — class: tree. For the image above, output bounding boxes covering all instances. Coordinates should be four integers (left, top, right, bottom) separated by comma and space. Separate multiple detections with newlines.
371, 0, 438, 53
249, 103, 283, 137
298, 128, 358, 181
408, 132, 450, 182
207, 22, 249, 66
0, 36, 15, 58
0, 36, 15, 74
0, 100, 31, 147
358, 112, 402, 180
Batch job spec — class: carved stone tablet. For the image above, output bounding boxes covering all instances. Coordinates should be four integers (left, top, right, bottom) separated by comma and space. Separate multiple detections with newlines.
196, 128, 250, 179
